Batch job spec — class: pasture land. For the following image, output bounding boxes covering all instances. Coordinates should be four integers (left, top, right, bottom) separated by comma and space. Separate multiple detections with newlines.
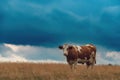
0, 63, 119, 80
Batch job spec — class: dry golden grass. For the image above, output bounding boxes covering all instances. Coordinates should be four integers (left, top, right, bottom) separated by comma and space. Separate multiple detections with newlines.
0, 63, 119, 80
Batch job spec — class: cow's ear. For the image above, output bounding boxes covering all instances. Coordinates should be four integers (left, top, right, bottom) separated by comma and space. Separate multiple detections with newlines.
58, 45, 63, 49
69, 46, 73, 49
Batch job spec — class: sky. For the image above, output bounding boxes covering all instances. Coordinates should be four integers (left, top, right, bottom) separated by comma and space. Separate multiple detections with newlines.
0, 0, 120, 64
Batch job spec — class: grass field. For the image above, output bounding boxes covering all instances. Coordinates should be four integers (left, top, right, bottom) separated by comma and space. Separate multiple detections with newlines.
0, 63, 119, 80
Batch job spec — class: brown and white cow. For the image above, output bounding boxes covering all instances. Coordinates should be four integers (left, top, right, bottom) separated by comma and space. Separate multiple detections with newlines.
58, 44, 96, 70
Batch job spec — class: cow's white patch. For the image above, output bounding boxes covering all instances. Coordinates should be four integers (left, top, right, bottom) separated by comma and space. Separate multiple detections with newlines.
76, 46, 82, 53
91, 51, 95, 57
63, 44, 69, 55
77, 58, 88, 63
86, 44, 94, 47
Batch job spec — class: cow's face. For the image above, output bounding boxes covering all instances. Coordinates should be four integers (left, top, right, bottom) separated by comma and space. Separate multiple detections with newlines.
59, 44, 73, 56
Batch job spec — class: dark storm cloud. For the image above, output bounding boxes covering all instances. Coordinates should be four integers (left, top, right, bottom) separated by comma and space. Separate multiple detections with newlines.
0, 0, 120, 50
97, 6, 120, 50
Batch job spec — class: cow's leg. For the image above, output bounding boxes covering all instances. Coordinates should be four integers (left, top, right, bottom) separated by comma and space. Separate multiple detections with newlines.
91, 62, 94, 69
70, 64, 74, 70
68, 61, 74, 71
94, 54, 96, 64
91, 57, 97, 69
74, 61, 78, 71
89, 51, 96, 69
69, 61, 77, 71
86, 58, 94, 69
86, 62, 91, 69
70, 64, 76, 72
87, 65, 90, 69
90, 58, 94, 69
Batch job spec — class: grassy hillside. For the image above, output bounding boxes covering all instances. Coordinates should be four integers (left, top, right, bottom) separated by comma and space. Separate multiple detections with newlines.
0, 63, 119, 80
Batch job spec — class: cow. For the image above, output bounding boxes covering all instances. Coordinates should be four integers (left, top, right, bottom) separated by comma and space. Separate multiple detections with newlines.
58, 44, 96, 70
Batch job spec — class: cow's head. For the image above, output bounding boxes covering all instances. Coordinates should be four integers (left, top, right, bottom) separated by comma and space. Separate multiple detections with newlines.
59, 44, 73, 56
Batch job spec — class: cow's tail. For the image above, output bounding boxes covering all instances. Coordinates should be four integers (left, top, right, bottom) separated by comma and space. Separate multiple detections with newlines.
94, 57, 96, 64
